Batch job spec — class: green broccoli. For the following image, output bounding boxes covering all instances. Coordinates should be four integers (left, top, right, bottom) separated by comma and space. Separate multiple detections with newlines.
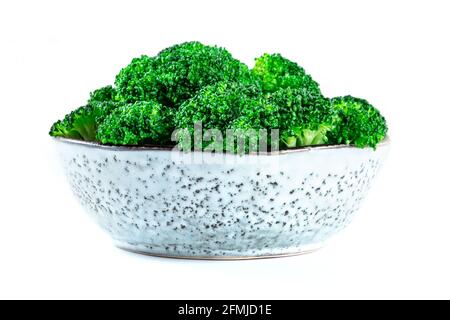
229, 101, 281, 153
155, 41, 256, 107
175, 81, 261, 130
115, 42, 254, 107
88, 85, 117, 104
49, 108, 87, 140
252, 53, 321, 96
266, 88, 333, 147
96, 101, 174, 145
329, 96, 387, 148
49, 101, 122, 141
175, 81, 284, 153
115, 55, 159, 103
174, 81, 270, 152
50, 42, 388, 151
175, 82, 335, 152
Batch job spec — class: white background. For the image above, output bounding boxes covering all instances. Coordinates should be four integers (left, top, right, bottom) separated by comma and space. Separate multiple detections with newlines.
1, 0, 449, 299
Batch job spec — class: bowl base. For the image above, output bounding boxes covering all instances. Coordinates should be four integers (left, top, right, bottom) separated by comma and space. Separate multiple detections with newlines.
115, 243, 324, 260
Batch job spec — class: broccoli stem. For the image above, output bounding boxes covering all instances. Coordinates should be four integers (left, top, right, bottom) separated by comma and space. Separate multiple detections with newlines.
283, 136, 297, 148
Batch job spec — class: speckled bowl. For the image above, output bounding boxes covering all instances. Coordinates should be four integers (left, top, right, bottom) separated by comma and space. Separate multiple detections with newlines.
53, 137, 389, 259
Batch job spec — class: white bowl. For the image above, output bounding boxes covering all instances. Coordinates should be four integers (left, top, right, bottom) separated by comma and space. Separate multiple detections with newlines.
53, 137, 389, 259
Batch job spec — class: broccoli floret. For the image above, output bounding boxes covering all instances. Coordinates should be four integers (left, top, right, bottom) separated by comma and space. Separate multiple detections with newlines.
229, 100, 281, 153
96, 101, 174, 145
114, 43, 253, 107
50, 42, 389, 151
252, 53, 321, 96
231, 99, 280, 131
329, 96, 387, 148
88, 85, 117, 103
175, 81, 286, 153
175, 81, 261, 130
266, 88, 333, 147
175, 82, 334, 152
49, 111, 85, 140
49, 101, 122, 141
175, 81, 273, 152
115, 55, 159, 103
155, 41, 254, 107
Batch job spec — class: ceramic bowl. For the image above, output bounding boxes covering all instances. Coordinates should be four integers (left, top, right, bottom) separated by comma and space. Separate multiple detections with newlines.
53, 137, 389, 259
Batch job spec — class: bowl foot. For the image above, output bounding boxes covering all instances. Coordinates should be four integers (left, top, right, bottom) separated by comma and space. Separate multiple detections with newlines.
115, 242, 324, 260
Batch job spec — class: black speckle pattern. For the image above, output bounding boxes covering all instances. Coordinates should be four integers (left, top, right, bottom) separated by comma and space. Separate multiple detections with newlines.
58, 143, 388, 257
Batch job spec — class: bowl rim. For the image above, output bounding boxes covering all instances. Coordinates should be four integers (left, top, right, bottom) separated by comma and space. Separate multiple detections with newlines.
51, 136, 390, 155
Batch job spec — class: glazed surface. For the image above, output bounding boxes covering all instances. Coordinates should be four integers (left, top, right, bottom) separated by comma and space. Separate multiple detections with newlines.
55, 140, 388, 257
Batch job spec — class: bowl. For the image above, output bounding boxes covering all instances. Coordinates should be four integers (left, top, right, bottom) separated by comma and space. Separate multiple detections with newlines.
53, 137, 389, 259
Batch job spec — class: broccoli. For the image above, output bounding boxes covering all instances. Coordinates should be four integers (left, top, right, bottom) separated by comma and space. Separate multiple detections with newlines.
115, 42, 255, 107
50, 86, 120, 141
174, 81, 277, 153
229, 100, 281, 153
49, 108, 87, 140
88, 85, 117, 104
155, 41, 256, 107
50, 42, 388, 151
231, 99, 280, 133
175, 82, 336, 152
252, 53, 321, 97
115, 55, 159, 103
96, 101, 174, 146
329, 96, 387, 148
266, 88, 333, 147
49, 101, 122, 141
175, 82, 261, 130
